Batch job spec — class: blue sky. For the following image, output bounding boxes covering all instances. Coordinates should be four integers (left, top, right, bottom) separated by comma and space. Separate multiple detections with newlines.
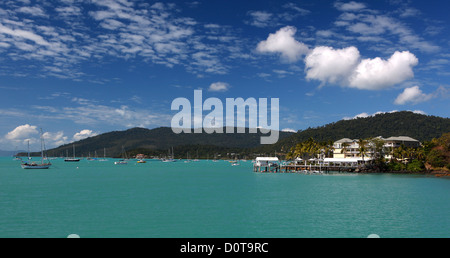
0, 0, 449, 151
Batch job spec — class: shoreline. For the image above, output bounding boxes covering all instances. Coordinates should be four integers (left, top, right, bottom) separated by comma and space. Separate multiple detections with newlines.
357, 170, 450, 177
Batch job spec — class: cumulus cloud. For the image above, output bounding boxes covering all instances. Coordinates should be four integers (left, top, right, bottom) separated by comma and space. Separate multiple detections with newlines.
394, 86, 433, 105
349, 51, 419, 90
256, 26, 309, 63
305, 46, 360, 86
5, 124, 39, 140
305, 47, 418, 90
43, 131, 68, 147
208, 82, 230, 92
3, 125, 70, 149
73, 129, 98, 141
257, 25, 419, 90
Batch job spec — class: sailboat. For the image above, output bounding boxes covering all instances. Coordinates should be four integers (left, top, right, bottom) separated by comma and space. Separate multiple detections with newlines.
27, 140, 32, 160
231, 155, 240, 166
192, 150, 199, 162
162, 147, 176, 162
98, 148, 108, 162
13, 146, 22, 161
184, 152, 191, 163
65, 144, 80, 162
21, 129, 52, 169
114, 146, 128, 165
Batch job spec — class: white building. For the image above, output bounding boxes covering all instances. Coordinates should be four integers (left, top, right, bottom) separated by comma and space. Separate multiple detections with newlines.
333, 136, 420, 160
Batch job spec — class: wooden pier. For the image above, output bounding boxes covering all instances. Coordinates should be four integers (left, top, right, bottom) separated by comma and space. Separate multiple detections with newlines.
253, 157, 367, 174
280, 164, 357, 173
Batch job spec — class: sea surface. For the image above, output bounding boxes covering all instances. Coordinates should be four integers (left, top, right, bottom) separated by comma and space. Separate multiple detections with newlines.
0, 157, 449, 238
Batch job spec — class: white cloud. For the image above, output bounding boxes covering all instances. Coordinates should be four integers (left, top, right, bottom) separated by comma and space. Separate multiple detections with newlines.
73, 130, 98, 141
343, 112, 370, 120
282, 3, 310, 16
208, 82, 230, 92
5, 124, 39, 140
17, 6, 47, 17
394, 86, 433, 105
43, 131, 68, 147
349, 51, 418, 90
247, 11, 273, 28
0, 101, 172, 131
334, 1, 366, 12
343, 110, 399, 120
305, 46, 418, 90
342, 110, 428, 120
305, 46, 360, 86
412, 110, 427, 115
0, 23, 50, 46
0, 1, 247, 79
2, 126, 73, 150
334, 9, 439, 53
246, 5, 310, 28
281, 128, 297, 133
256, 26, 309, 63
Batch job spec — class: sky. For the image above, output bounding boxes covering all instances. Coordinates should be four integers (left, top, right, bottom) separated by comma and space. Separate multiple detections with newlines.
0, 0, 449, 151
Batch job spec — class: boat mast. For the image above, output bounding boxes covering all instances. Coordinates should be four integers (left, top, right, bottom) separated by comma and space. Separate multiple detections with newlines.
27, 140, 30, 160
40, 129, 44, 164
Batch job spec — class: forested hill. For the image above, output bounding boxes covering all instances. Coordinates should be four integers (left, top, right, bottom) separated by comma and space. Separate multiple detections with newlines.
43, 127, 293, 158
274, 111, 450, 151
35, 111, 449, 158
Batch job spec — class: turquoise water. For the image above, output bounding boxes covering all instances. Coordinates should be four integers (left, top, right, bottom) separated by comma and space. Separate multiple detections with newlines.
0, 157, 449, 238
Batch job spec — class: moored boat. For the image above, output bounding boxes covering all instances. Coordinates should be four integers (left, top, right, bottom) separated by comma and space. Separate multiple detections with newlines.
114, 146, 128, 165
21, 162, 51, 169
115, 160, 128, 165
65, 144, 80, 162
21, 129, 52, 170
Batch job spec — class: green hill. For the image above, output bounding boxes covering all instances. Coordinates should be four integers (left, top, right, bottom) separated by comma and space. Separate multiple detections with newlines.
43, 127, 293, 158
32, 111, 450, 159
272, 111, 450, 152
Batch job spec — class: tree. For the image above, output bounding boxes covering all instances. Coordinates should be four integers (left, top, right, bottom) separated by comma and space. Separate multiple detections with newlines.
358, 139, 368, 161
341, 142, 350, 158
286, 137, 335, 160
369, 138, 386, 162
393, 144, 405, 162
415, 148, 426, 161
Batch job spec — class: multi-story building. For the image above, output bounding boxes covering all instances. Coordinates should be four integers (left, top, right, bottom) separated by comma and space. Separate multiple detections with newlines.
333, 136, 420, 160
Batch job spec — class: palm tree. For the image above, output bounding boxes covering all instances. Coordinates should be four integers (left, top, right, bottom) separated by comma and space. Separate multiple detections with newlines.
358, 139, 368, 162
369, 138, 386, 162
341, 142, 350, 158
393, 145, 404, 161
323, 140, 335, 158
415, 147, 426, 162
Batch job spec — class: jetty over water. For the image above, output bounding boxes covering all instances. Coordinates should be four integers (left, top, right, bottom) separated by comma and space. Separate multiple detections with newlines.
253, 157, 281, 173
254, 157, 372, 173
